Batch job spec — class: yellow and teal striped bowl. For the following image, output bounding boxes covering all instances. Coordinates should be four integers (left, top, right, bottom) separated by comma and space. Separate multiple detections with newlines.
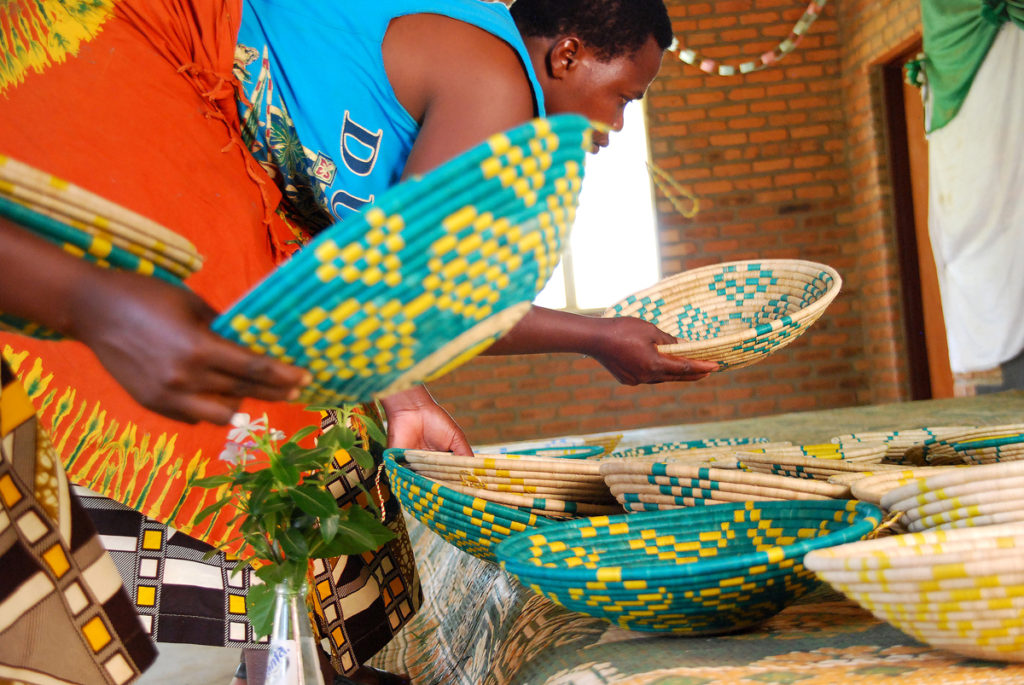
495, 499, 881, 634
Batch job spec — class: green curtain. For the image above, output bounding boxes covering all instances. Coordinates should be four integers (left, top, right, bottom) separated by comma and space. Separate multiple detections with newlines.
919, 0, 1024, 132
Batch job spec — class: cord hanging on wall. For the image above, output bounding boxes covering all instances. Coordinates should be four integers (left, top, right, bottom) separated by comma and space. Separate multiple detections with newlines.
670, 0, 828, 76
647, 161, 700, 219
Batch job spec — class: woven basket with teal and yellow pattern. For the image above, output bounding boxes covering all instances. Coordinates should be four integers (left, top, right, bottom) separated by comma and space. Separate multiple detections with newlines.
384, 448, 559, 563
214, 115, 592, 405
603, 259, 841, 371
495, 499, 881, 634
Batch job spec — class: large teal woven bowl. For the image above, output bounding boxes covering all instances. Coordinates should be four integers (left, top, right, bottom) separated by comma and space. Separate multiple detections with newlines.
495, 499, 881, 634
384, 448, 557, 562
214, 115, 592, 406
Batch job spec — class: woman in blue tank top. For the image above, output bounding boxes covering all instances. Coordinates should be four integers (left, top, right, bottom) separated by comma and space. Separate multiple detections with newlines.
230, 2, 717, 683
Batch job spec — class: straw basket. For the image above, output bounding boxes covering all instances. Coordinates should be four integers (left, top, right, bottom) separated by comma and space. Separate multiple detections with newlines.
384, 449, 559, 562
213, 115, 592, 406
600, 459, 849, 512
0, 156, 203, 339
496, 500, 881, 634
879, 461, 1024, 536
602, 259, 841, 371
899, 425, 1024, 466
831, 427, 973, 464
804, 521, 1024, 661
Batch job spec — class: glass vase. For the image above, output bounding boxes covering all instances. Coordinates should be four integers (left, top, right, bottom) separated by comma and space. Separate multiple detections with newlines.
264, 578, 326, 685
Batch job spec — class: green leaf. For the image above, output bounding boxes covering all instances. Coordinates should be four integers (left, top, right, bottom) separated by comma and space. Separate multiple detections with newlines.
319, 425, 356, 451
277, 527, 309, 560
270, 454, 301, 488
192, 474, 233, 488
288, 446, 334, 471
285, 425, 319, 445
303, 403, 342, 412
356, 413, 388, 448
320, 514, 340, 543
194, 497, 230, 524
348, 446, 375, 472
245, 584, 276, 639
289, 485, 339, 518
319, 506, 395, 556
254, 564, 286, 585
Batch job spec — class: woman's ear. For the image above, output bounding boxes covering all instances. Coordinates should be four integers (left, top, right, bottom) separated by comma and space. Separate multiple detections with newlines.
547, 37, 582, 79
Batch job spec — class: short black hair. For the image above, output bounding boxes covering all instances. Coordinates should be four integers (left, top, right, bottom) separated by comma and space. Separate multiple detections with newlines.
510, 0, 674, 60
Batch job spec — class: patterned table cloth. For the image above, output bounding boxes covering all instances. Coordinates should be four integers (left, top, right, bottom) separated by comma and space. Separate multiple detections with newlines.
371, 391, 1024, 685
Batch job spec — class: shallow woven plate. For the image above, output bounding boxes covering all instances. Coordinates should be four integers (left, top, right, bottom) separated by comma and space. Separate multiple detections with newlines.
603, 259, 841, 371
607, 437, 771, 460
847, 467, 962, 505
496, 500, 880, 634
804, 521, 1024, 661
880, 461, 1024, 514
214, 115, 592, 405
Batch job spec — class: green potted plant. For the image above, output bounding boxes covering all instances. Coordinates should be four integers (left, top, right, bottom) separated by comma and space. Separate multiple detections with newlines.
194, 408, 395, 685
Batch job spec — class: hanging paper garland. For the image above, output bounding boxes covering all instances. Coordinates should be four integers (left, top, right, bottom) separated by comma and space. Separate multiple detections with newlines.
670, 0, 828, 76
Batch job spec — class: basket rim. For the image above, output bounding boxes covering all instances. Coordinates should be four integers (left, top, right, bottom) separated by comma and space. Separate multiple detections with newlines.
495, 499, 880, 583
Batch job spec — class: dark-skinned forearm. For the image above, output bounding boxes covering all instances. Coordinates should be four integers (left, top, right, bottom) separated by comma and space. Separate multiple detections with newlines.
483, 305, 607, 356
0, 216, 105, 337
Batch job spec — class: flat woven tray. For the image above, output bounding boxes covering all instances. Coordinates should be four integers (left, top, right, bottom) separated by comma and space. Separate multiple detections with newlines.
804, 521, 1024, 662
213, 115, 592, 405
495, 499, 880, 634
603, 259, 841, 371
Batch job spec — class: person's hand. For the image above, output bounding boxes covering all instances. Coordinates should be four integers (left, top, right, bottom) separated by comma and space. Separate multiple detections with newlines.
379, 385, 473, 456
587, 316, 717, 385
68, 269, 311, 425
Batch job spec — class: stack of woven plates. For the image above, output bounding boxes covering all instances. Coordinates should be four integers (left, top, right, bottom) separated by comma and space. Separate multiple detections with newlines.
734, 443, 893, 481
496, 500, 881, 634
0, 155, 204, 339
600, 459, 848, 512
880, 461, 1024, 533
804, 521, 1024, 662
602, 259, 841, 371
213, 115, 592, 406
831, 426, 973, 464
607, 437, 771, 461
384, 449, 559, 562
399, 449, 620, 519
897, 424, 1024, 466
841, 466, 962, 506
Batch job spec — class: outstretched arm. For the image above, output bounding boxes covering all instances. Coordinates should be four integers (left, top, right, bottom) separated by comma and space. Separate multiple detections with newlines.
0, 218, 310, 424
484, 305, 717, 384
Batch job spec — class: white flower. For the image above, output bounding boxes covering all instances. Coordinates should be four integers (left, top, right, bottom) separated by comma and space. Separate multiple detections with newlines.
219, 441, 247, 465
227, 412, 267, 442
268, 429, 286, 442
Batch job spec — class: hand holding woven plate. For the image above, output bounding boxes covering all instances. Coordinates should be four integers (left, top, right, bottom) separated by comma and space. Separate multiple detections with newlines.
603, 259, 842, 371
213, 115, 593, 406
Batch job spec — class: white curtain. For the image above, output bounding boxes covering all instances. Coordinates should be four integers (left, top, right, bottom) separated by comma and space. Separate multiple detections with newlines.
927, 22, 1024, 373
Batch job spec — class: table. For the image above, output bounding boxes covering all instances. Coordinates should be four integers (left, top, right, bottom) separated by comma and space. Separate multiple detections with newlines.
370, 391, 1024, 684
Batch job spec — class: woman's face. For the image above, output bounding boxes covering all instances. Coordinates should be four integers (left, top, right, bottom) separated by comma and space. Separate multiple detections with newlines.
542, 35, 665, 151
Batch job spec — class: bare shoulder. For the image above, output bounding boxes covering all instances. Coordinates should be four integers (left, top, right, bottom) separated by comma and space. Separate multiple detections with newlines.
383, 12, 534, 126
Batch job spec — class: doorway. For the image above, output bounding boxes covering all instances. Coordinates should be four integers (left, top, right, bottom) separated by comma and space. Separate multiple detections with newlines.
881, 41, 954, 400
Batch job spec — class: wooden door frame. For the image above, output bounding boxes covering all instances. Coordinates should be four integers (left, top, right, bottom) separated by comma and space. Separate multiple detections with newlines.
880, 53, 932, 400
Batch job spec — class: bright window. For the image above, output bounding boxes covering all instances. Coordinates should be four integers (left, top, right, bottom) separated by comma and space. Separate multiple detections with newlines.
534, 101, 661, 313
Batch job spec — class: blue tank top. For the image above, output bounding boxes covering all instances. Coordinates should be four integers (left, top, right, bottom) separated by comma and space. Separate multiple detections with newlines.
235, 0, 545, 233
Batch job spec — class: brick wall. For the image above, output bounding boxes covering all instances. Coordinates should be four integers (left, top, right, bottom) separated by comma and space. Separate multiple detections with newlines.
428, 0, 924, 445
